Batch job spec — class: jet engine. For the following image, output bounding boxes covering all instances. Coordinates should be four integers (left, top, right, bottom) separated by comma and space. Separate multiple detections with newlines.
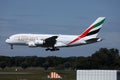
35, 40, 44, 45
28, 41, 36, 47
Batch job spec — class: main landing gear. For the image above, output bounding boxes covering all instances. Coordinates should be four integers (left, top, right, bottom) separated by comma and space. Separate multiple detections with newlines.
45, 47, 59, 51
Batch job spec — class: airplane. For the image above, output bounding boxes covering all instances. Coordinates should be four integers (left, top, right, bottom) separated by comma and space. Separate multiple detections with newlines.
5, 17, 105, 51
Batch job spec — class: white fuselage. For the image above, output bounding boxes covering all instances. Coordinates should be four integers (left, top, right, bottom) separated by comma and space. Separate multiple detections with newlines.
5, 34, 87, 48
5, 17, 105, 51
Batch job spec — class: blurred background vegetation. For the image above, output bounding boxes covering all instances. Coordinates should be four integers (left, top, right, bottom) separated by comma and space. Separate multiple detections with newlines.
0, 48, 119, 70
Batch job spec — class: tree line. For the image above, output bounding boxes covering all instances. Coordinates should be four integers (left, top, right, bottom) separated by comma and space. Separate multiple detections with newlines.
0, 48, 120, 70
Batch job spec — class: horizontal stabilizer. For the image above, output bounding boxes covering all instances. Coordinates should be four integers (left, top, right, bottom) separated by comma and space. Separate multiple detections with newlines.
86, 38, 102, 44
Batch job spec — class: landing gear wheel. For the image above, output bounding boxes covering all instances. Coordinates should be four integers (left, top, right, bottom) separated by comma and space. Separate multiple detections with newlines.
51, 47, 60, 51
45, 47, 60, 51
45, 48, 50, 51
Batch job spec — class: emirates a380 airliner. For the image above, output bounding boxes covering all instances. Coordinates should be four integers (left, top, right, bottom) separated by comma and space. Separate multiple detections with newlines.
6, 17, 105, 51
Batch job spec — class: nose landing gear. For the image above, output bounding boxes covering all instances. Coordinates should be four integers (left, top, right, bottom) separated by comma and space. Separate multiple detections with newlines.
11, 45, 13, 49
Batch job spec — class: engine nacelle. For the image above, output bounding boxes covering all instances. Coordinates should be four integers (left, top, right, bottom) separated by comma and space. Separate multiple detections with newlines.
28, 41, 36, 47
35, 40, 44, 45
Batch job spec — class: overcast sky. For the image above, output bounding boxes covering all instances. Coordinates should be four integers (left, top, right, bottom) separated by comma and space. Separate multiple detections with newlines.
0, 0, 120, 57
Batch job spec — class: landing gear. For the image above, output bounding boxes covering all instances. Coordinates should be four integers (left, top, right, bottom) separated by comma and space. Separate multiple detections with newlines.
45, 47, 59, 51
45, 48, 50, 51
11, 45, 13, 49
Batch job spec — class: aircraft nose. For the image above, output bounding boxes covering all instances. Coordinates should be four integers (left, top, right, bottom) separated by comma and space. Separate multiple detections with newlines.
5, 39, 10, 43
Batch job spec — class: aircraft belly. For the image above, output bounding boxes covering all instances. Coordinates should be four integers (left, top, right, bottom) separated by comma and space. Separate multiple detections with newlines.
12, 41, 26, 45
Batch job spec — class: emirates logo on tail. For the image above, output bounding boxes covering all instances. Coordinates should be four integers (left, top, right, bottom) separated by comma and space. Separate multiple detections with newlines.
48, 72, 62, 79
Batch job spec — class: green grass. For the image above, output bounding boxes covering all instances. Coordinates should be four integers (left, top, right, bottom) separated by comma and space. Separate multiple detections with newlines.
0, 67, 76, 80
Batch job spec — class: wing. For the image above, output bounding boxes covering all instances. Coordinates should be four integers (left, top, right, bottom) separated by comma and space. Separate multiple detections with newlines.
85, 38, 102, 44
43, 36, 58, 47
45, 36, 58, 41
